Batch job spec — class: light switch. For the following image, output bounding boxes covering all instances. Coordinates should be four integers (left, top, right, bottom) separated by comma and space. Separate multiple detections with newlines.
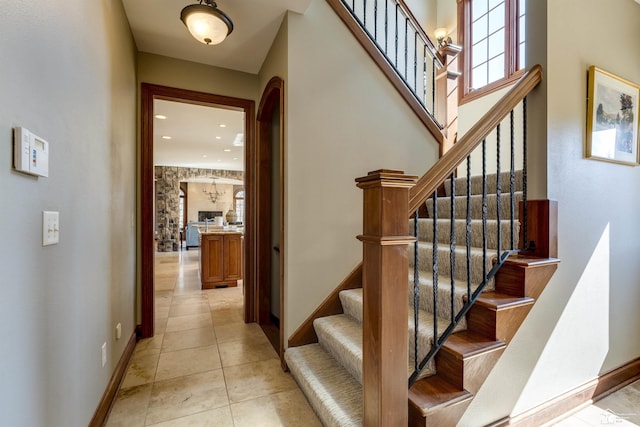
43, 211, 59, 246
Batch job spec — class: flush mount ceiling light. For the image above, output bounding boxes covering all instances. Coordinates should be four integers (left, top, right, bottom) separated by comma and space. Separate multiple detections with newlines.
180, 0, 233, 46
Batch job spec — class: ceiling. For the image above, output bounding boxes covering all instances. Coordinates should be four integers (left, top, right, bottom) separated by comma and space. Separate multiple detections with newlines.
123, 0, 311, 171
153, 100, 245, 171
121, 0, 312, 74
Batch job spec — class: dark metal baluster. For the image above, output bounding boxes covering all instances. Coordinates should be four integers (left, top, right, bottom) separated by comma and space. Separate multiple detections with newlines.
496, 125, 502, 257
432, 191, 439, 345
414, 31, 418, 92
384, 0, 388, 53
522, 97, 528, 250
432, 57, 436, 114
413, 210, 419, 372
374, 0, 378, 39
482, 139, 487, 281
404, 18, 408, 79
363, 0, 366, 28
449, 172, 455, 324
510, 110, 515, 249
423, 45, 427, 105
466, 156, 471, 302
395, 4, 398, 66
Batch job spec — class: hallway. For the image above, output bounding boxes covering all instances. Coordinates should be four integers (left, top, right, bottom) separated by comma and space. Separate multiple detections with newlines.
105, 249, 321, 426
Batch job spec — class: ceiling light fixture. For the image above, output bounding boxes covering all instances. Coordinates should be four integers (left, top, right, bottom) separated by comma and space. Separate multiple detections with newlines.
181, 0, 233, 46
219, 124, 227, 128
162, 136, 172, 140
155, 114, 167, 120
223, 149, 231, 152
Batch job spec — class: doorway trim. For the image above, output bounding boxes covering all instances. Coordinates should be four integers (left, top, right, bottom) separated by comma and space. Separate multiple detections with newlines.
256, 77, 285, 365
140, 83, 256, 338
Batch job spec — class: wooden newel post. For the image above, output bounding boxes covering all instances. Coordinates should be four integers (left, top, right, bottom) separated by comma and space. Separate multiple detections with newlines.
356, 169, 418, 426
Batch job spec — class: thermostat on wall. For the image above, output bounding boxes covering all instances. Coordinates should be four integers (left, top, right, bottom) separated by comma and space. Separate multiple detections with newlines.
14, 127, 49, 177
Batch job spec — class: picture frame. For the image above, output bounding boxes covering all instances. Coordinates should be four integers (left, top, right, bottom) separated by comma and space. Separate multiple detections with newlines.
586, 66, 640, 166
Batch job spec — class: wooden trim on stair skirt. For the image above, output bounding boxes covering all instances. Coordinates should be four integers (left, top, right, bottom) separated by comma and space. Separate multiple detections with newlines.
89, 332, 137, 427
490, 357, 640, 426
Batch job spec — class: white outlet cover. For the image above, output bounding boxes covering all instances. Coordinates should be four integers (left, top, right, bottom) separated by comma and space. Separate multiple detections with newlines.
43, 211, 59, 246
116, 323, 122, 340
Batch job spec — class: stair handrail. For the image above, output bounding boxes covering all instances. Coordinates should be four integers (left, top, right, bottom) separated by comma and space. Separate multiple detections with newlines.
409, 64, 543, 214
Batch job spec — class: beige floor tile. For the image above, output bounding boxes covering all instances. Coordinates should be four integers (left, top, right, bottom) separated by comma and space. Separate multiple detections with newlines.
171, 294, 209, 306
594, 381, 640, 424
211, 307, 244, 325
135, 334, 164, 357
155, 317, 168, 334
224, 359, 297, 404
121, 350, 160, 389
161, 327, 215, 352
165, 312, 212, 332
155, 306, 170, 320
146, 406, 234, 427
155, 345, 222, 382
145, 370, 229, 425
230, 389, 322, 427
105, 383, 153, 427
218, 334, 278, 367
169, 302, 211, 318
214, 321, 265, 343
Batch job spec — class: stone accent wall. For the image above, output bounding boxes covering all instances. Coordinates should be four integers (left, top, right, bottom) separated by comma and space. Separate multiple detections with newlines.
155, 166, 244, 252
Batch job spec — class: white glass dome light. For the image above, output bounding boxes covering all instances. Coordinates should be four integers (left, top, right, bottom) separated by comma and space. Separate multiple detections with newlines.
180, 1, 233, 46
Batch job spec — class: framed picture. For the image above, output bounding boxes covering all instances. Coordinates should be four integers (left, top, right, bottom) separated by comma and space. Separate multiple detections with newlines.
586, 66, 640, 166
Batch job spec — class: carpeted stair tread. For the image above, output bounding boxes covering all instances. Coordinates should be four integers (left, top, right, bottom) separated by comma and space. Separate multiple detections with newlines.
411, 242, 496, 285
409, 375, 473, 415
443, 170, 523, 197
314, 315, 363, 383
285, 344, 362, 427
339, 289, 362, 323
411, 218, 520, 250
426, 192, 522, 220
408, 272, 469, 328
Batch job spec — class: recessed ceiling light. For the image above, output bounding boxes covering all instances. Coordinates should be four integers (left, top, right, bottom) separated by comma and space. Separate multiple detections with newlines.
202, 155, 208, 158
215, 136, 222, 140
223, 149, 231, 152
233, 133, 244, 147
219, 124, 226, 128
217, 159, 222, 162
233, 157, 239, 160
155, 114, 167, 120
162, 135, 172, 140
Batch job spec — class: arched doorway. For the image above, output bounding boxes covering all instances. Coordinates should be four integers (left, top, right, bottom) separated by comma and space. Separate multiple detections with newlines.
256, 77, 285, 365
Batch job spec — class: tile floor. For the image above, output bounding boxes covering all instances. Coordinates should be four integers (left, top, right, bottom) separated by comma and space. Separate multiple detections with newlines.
105, 249, 322, 427
546, 380, 640, 426
106, 249, 640, 426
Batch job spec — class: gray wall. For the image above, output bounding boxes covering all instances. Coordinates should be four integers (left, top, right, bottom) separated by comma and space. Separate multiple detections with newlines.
0, 0, 137, 425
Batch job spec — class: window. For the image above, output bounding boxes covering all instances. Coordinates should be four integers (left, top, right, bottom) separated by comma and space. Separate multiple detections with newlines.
234, 190, 245, 222
460, 0, 525, 103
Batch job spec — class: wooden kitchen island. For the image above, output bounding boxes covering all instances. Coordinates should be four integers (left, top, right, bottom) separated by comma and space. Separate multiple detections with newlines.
199, 230, 243, 289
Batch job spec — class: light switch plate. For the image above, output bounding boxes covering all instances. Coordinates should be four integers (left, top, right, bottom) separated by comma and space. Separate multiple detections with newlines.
43, 211, 59, 246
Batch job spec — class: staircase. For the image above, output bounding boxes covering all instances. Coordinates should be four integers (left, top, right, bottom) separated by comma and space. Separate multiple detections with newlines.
286, 170, 558, 426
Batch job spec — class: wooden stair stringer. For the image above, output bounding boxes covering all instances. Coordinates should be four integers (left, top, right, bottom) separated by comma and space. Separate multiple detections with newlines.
407, 256, 559, 426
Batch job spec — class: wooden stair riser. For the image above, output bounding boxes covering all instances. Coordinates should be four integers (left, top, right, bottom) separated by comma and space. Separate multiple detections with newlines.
435, 346, 506, 394
495, 261, 558, 299
466, 301, 534, 342
409, 398, 473, 427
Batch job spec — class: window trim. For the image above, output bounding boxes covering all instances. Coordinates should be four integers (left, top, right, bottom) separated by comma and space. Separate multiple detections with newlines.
458, 0, 524, 105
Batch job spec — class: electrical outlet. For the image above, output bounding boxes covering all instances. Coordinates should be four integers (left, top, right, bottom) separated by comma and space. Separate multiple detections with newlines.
101, 342, 107, 368
43, 211, 59, 246
116, 323, 122, 340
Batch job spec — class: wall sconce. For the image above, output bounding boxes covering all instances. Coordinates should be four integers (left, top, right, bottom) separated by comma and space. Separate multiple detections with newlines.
180, 0, 233, 46
434, 28, 452, 47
